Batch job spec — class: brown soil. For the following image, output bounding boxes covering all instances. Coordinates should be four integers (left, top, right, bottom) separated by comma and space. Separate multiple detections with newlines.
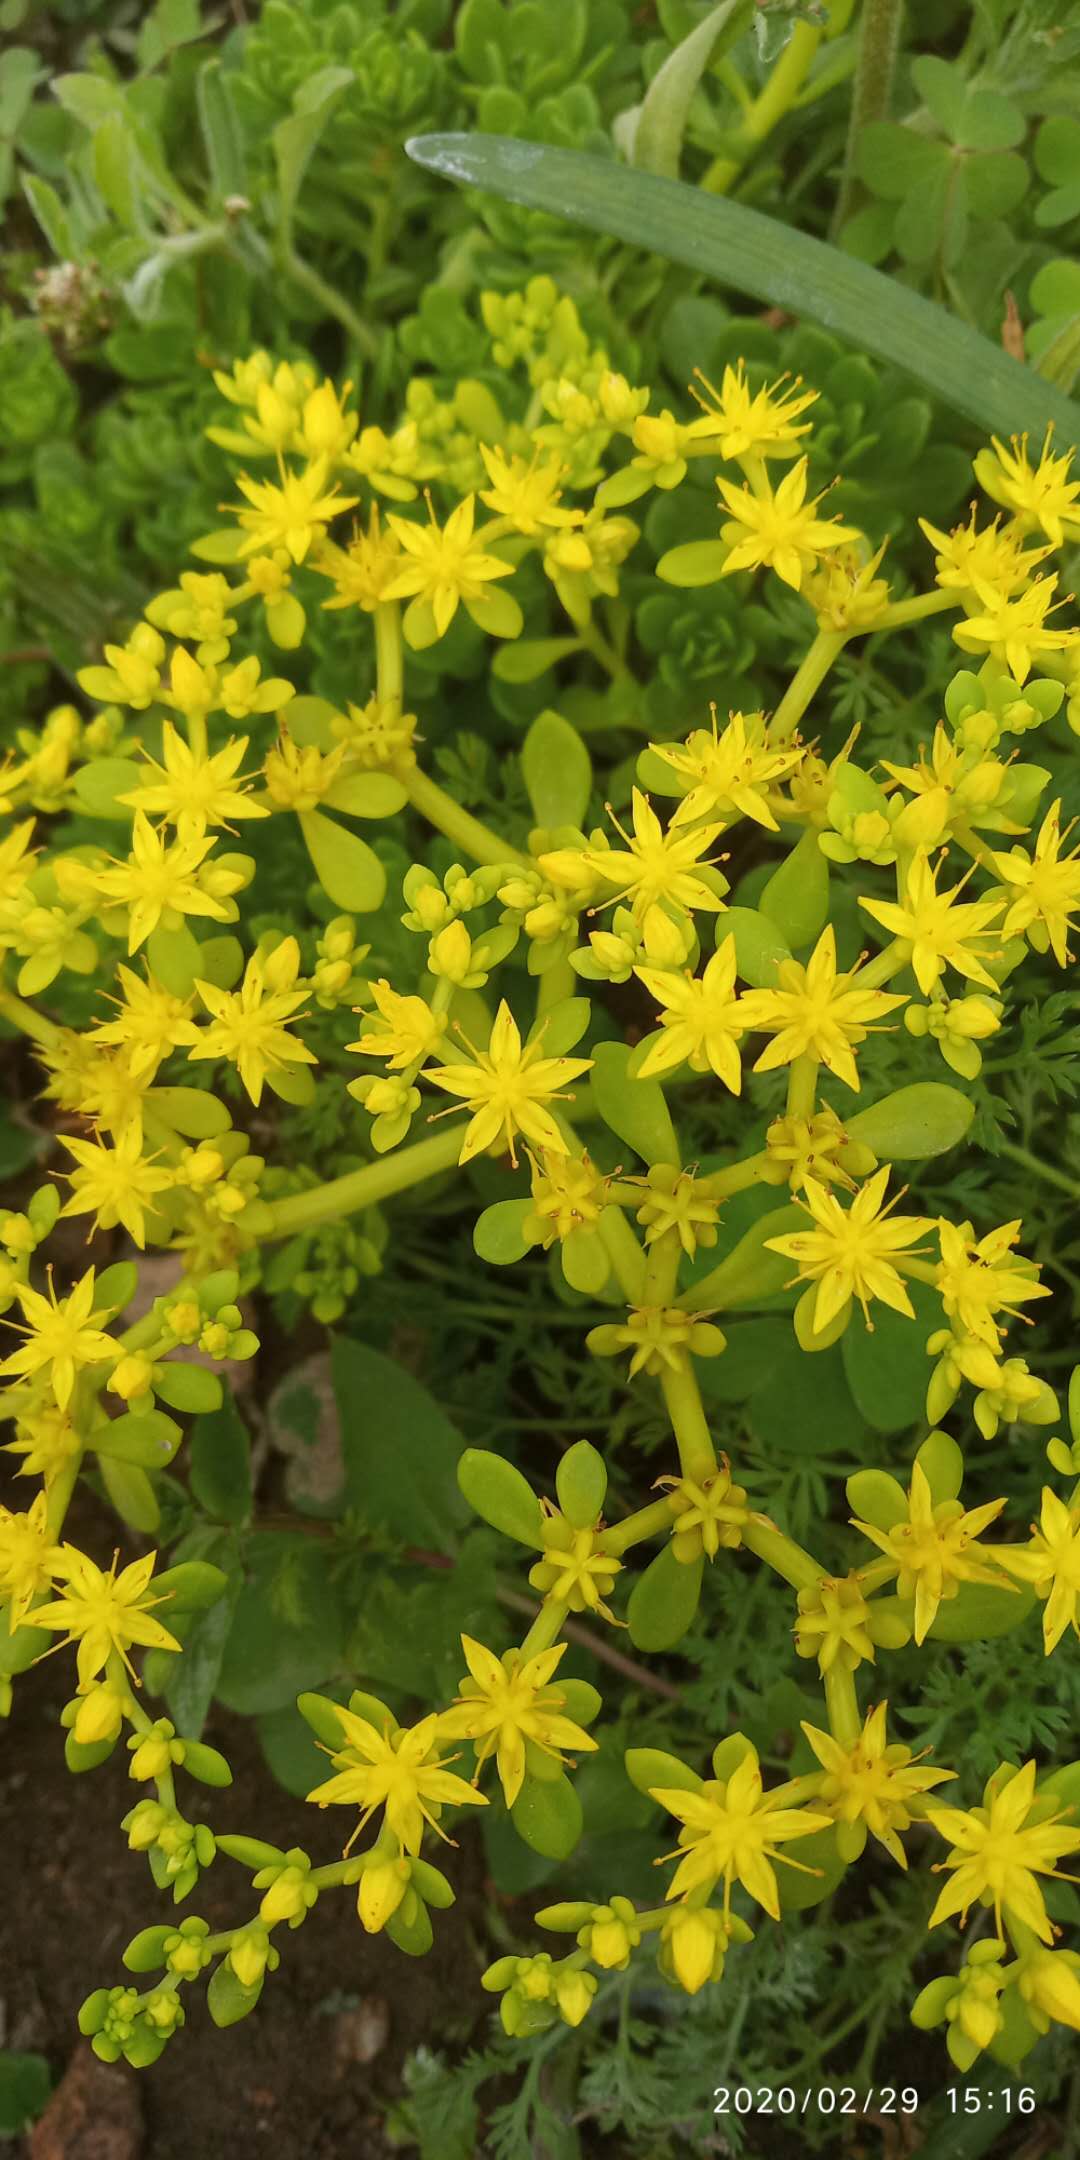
2, 1646, 485, 2160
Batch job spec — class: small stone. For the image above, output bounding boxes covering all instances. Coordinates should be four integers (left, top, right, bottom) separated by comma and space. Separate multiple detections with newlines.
332, 1996, 391, 2074
29, 2045, 143, 2160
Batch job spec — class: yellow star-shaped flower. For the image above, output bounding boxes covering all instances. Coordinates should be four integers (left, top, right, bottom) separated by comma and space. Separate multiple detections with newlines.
992, 798, 1080, 965
306, 1707, 485, 1855
426, 1001, 591, 1167
800, 1702, 954, 1866
384, 494, 518, 646
717, 457, 857, 591
652, 708, 803, 833
738, 924, 906, 1091
635, 935, 745, 1088
927, 1759, 1080, 1944
33, 1545, 181, 1685
0, 1268, 116, 1410
859, 849, 1005, 995
765, 1167, 932, 1334
652, 1744, 832, 1919
851, 1458, 1010, 1645
439, 1635, 598, 1808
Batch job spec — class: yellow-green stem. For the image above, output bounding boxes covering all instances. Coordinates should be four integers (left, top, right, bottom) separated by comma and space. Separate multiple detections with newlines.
519, 1598, 571, 1658
0, 986, 63, 1049
701, 1151, 775, 1200
402, 766, 532, 871
824, 1663, 861, 1747
855, 937, 908, 990
261, 1124, 464, 1239
374, 601, 404, 715
602, 1497, 677, 1558
576, 615, 633, 683
874, 589, 957, 631
643, 1224, 680, 1308
786, 1054, 819, 1120
598, 1206, 648, 1302
742, 1515, 822, 1590
770, 630, 847, 743
660, 1361, 718, 1483
45, 1453, 84, 1540
535, 953, 577, 1017
703, 19, 827, 193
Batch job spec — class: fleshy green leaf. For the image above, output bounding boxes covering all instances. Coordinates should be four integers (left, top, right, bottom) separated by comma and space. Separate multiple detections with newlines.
759, 829, 829, 949
299, 808, 386, 912
333, 1338, 469, 1546
722, 905, 792, 988
473, 1197, 532, 1264
458, 1447, 543, 1546
273, 66, 353, 228
625, 1745, 703, 1798
926, 1580, 1035, 1642
510, 1769, 583, 1859
627, 1544, 703, 1650
845, 1082, 974, 1160
196, 57, 245, 200
555, 1439, 607, 1529
492, 636, 583, 684
591, 1040, 679, 1165
521, 708, 592, 830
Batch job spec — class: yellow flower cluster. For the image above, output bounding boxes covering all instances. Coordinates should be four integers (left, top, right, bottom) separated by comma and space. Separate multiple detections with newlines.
5, 276, 1080, 2078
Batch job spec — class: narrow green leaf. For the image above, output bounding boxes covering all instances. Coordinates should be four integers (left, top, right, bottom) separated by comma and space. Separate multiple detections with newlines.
196, 58, 246, 200
92, 112, 142, 229
273, 66, 353, 229
622, 0, 747, 179
22, 174, 73, 257
406, 134, 1080, 444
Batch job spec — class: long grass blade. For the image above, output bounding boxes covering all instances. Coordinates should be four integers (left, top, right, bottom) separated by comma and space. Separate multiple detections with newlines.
406, 133, 1080, 446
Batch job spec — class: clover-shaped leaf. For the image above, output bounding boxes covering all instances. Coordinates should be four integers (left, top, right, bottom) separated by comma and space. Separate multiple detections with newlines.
911, 55, 1024, 153
1034, 115, 1080, 228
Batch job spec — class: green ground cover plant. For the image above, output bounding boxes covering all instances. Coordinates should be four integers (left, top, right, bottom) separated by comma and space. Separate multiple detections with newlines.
3, 4, 1080, 2155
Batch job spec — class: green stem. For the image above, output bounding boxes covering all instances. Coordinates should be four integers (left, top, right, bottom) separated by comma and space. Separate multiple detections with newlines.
742, 1515, 822, 1590
519, 1598, 571, 1659
832, 0, 904, 235
602, 1497, 677, 1557
0, 985, 63, 1048
824, 1663, 861, 1747
702, 14, 837, 194
994, 1138, 1080, 1203
786, 1053, 819, 1120
873, 589, 957, 631
275, 236, 378, 361
699, 1151, 774, 1200
598, 1206, 648, 1302
535, 954, 577, 1017
309, 1858, 365, 1890
402, 766, 532, 871
260, 1125, 464, 1239
374, 601, 403, 715
45, 1454, 83, 1540
575, 615, 634, 683
769, 630, 848, 743
659, 1361, 718, 1483
855, 936, 908, 989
